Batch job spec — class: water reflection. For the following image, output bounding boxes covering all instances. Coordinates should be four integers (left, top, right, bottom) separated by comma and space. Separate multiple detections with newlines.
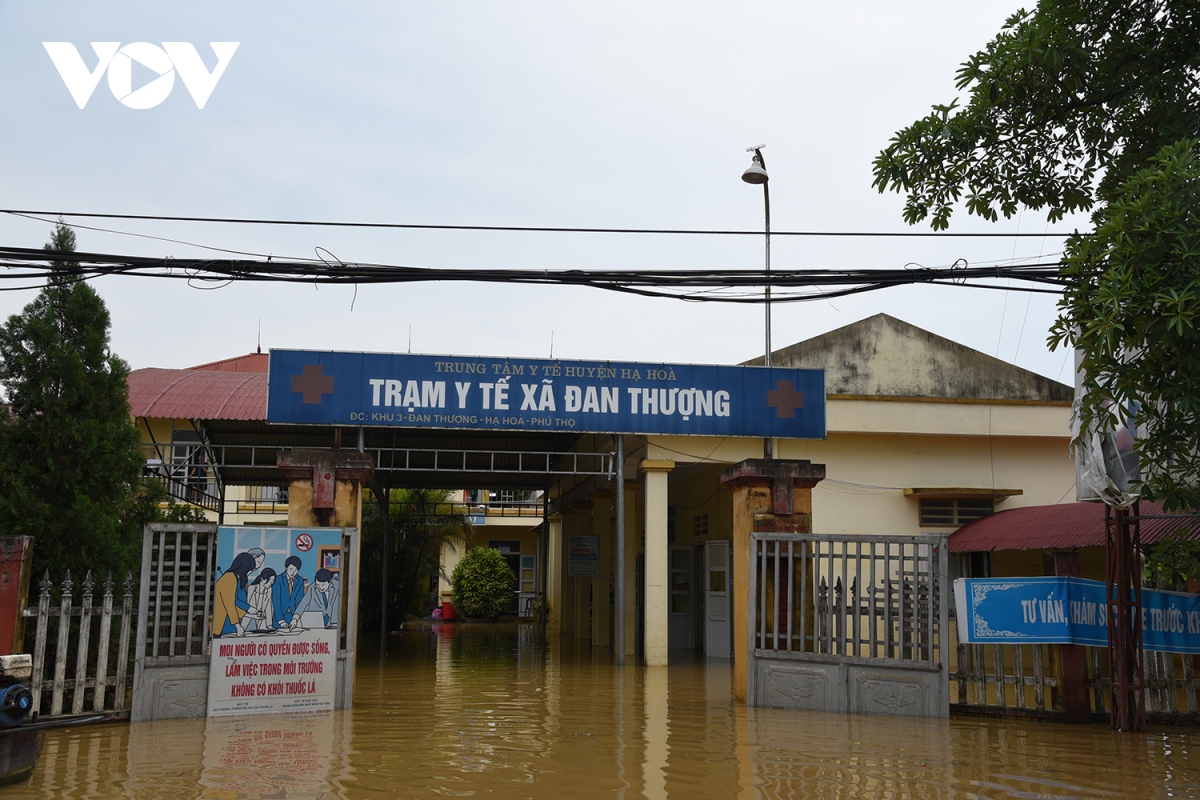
9, 622, 1200, 798
198, 713, 345, 799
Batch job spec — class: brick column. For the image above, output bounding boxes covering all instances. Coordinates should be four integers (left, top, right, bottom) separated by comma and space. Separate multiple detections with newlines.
720, 459, 825, 702
1054, 550, 1091, 723
0, 537, 33, 655
276, 448, 374, 528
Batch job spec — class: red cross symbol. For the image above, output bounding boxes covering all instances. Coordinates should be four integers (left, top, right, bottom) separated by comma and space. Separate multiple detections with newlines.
767, 380, 805, 419
292, 364, 335, 405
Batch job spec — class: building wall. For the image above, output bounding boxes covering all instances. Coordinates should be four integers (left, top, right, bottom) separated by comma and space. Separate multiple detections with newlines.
136, 415, 291, 526
642, 398, 1074, 540
438, 513, 542, 600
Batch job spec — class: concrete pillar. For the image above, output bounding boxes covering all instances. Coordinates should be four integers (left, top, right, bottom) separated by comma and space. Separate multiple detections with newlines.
592, 495, 613, 648
560, 511, 576, 637
641, 459, 674, 667
573, 503, 593, 642
720, 459, 825, 702
546, 514, 563, 634
622, 484, 638, 659
276, 448, 373, 529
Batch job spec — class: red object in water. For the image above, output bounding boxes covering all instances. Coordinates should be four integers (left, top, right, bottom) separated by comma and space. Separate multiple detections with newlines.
441, 601, 457, 621
0, 538, 33, 656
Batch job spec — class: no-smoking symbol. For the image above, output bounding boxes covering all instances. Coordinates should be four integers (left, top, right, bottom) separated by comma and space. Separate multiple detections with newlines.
295, 533, 314, 552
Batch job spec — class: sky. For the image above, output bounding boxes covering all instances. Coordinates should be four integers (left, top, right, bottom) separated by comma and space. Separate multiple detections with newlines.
0, 1, 1089, 381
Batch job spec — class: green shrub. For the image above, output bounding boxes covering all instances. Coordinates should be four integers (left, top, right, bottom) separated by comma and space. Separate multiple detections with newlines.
450, 547, 516, 619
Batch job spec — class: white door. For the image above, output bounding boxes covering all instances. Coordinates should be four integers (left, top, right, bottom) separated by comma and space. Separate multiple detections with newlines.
518, 554, 537, 616
704, 540, 732, 659
668, 546, 694, 649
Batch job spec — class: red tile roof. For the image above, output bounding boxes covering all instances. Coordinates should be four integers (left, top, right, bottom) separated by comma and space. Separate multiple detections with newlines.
948, 501, 1200, 552
128, 368, 266, 420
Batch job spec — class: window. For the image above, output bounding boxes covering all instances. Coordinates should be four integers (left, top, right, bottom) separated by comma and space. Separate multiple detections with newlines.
693, 513, 709, 538
919, 497, 993, 527
248, 485, 285, 503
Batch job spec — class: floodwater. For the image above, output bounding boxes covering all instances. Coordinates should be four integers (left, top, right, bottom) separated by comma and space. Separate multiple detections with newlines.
9, 622, 1200, 799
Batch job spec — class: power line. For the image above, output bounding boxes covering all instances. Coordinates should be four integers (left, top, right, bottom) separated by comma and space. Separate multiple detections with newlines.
0, 245, 1067, 304
0, 209, 1084, 238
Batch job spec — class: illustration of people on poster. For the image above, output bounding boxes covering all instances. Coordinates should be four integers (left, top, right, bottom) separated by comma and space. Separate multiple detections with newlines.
207, 526, 342, 717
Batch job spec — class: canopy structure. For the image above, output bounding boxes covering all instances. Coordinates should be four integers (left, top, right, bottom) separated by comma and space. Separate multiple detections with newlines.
128, 358, 609, 494
948, 501, 1200, 553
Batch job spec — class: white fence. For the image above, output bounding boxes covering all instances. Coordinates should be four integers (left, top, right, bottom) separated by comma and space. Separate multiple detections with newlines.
22, 570, 136, 719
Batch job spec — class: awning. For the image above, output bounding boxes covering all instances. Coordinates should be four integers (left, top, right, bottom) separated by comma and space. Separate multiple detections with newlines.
128, 367, 266, 421
948, 501, 1200, 553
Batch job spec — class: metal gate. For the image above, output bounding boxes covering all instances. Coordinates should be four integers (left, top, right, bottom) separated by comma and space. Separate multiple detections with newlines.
748, 532, 949, 717
131, 523, 360, 722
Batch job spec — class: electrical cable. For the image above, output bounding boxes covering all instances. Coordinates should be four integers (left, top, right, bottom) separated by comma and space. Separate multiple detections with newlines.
0, 209, 1086, 238
4, 211, 315, 262
0, 245, 1068, 304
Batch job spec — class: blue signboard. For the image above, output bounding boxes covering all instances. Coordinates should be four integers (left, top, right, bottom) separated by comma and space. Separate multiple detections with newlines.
266, 350, 825, 439
955, 577, 1200, 654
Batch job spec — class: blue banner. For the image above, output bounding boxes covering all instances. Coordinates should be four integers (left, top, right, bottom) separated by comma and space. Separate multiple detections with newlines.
955, 577, 1200, 654
266, 350, 826, 438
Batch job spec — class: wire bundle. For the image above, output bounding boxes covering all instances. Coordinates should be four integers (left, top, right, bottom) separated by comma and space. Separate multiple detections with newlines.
0, 245, 1065, 303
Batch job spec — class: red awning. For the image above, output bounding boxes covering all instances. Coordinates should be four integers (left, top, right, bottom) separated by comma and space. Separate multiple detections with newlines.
948, 501, 1200, 553
128, 367, 266, 421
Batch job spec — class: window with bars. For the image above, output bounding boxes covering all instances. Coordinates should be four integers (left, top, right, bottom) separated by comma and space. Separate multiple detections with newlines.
693, 513, 709, 538
918, 497, 994, 527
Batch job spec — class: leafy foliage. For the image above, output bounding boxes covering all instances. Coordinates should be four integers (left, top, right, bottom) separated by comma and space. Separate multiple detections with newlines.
874, 1, 1200, 511
134, 478, 212, 525
0, 223, 145, 579
873, 1, 1200, 229
1049, 142, 1200, 511
450, 546, 516, 620
1145, 527, 1200, 590
359, 487, 469, 629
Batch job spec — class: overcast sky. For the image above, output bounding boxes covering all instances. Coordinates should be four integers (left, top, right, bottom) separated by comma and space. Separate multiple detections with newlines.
0, 2, 1087, 381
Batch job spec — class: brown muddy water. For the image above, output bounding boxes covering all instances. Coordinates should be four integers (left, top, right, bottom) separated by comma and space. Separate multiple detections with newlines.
8, 621, 1200, 798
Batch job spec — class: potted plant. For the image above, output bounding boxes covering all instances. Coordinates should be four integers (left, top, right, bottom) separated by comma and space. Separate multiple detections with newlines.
450, 547, 516, 621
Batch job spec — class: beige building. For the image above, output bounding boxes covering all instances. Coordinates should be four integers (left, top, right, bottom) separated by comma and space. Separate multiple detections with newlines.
128, 314, 1078, 670
544, 313, 1076, 666
437, 490, 544, 617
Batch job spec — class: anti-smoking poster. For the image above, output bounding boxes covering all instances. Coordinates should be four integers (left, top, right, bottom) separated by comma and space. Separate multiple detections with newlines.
207, 526, 342, 717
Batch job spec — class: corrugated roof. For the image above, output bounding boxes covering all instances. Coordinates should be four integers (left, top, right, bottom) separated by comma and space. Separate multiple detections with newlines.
948, 501, 1200, 552
128, 368, 266, 421
188, 352, 269, 373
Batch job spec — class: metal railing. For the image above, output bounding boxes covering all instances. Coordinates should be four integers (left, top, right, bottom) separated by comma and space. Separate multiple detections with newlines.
752, 533, 949, 664
136, 524, 218, 662
949, 612, 1200, 720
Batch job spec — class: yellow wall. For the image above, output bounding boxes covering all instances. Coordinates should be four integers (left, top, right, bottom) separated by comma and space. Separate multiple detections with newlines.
438, 516, 542, 599
645, 427, 1073, 539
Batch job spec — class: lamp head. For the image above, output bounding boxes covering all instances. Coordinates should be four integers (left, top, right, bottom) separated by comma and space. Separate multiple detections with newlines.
741, 158, 768, 184
741, 146, 768, 184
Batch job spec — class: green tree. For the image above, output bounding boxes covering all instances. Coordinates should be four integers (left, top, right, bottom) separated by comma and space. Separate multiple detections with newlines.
1145, 526, 1200, 590
1050, 142, 1200, 511
873, 1, 1200, 510
450, 546, 516, 620
0, 223, 145, 579
359, 486, 470, 629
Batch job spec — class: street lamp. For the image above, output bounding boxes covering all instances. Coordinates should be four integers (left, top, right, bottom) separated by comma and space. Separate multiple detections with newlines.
742, 144, 772, 459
